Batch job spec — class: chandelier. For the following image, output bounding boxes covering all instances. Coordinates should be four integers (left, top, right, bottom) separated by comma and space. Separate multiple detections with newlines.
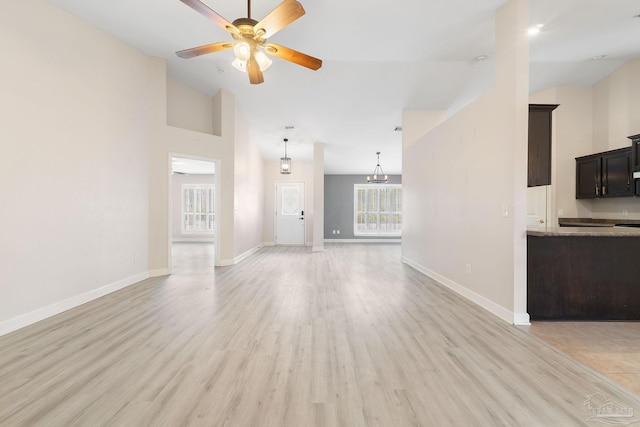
367, 152, 388, 183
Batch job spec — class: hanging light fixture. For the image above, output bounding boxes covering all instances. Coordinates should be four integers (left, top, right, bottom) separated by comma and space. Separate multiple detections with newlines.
367, 152, 388, 183
280, 138, 291, 174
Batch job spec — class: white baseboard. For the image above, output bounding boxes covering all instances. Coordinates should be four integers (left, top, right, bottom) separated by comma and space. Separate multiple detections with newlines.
0, 271, 149, 337
229, 244, 263, 265
401, 256, 518, 325
312, 245, 325, 252
263, 241, 276, 247
149, 268, 170, 277
171, 237, 215, 243
513, 312, 531, 326
324, 239, 402, 243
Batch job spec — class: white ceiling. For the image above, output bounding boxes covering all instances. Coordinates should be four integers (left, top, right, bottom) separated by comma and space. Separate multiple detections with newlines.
50, 0, 640, 175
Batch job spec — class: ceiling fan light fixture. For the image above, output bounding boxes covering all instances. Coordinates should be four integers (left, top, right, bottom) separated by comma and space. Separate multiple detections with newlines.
177, 0, 323, 84
232, 57, 247, 72
233, 41, 252, 61
255, 51, 273, 71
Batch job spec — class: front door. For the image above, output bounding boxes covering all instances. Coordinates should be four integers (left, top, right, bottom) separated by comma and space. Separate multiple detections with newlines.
275, 182, 305, 245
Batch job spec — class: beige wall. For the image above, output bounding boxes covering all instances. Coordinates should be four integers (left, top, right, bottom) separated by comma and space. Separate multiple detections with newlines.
0, 0, 265, 334
233, 102, 265, 260
0, 0, 151, 331
401, 0, 530, 324
166, 77, 217, 135
402, 110, 447, 149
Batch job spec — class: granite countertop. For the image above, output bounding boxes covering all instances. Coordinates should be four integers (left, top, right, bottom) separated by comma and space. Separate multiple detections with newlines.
527, 226, 640, 237
558, 217, 640, 227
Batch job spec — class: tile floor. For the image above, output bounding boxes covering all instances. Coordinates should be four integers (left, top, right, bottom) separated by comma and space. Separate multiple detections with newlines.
524, 322, 640, 397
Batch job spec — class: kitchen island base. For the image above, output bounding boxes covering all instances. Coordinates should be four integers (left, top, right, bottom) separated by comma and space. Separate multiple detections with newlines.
528, 231, 640, 320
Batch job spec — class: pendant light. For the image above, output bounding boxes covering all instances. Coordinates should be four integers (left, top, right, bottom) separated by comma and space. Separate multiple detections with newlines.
367, 152, 388, 183
280, 138, 291, 174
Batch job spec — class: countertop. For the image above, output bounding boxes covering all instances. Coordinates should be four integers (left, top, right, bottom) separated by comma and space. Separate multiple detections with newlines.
527, 226, 640, 237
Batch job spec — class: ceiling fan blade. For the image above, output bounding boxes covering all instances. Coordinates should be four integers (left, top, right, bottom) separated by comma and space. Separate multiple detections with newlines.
176, 42, 233, 58
265, 43, 322, 70
255, 0, 305, 39
247, 56, 264, 84
179, 0, 238, 35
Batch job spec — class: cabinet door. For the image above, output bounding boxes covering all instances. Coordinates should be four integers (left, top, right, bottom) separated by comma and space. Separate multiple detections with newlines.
528, 104, 558, 187
629, 134, 640, 172
602, 148, 632, 197
576, 155, 601, 199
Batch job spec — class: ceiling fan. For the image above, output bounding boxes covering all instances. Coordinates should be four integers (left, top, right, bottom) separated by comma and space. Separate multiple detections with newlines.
176, 0, 322, 84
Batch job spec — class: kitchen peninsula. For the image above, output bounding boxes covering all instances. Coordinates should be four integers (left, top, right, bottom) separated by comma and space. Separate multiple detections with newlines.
527, 221, 640, 320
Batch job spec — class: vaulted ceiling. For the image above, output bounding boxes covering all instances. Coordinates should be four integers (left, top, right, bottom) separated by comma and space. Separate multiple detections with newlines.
50, 0, 640, 174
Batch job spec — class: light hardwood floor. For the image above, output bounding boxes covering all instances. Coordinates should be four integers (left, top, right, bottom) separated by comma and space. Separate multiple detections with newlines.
1, 243, 639, 426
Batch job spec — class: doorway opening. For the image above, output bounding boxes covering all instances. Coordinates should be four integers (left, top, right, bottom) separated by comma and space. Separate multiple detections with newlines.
169, 154, 220, 272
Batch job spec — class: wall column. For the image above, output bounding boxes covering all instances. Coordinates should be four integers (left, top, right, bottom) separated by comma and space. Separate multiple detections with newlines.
313, 142, 325, 252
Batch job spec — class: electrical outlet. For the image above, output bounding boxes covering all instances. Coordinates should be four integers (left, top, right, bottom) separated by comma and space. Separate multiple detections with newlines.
502, 204, 509, 218
623, 209, 629, 217
558, 208, 564, 216
332, 230, 336, 234
337, 230, 340, 234
466, 263, 471, 274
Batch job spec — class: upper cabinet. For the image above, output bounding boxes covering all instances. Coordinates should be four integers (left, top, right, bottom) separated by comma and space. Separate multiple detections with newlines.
576, 147, 633, 199
576, 154, 601, 199
629, 134, 640, 172
528, 104, 559, 187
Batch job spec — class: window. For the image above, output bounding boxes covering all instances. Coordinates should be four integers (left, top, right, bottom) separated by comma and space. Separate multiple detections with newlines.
182, 185, 214, 233
354, 184, 402, 236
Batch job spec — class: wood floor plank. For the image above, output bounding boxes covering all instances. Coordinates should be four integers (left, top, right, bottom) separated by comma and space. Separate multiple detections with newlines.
1, 243, 639, 426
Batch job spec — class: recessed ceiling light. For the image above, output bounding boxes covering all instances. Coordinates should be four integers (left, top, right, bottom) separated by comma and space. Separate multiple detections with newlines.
591, 55, 608, 60
528, 24, 544, 36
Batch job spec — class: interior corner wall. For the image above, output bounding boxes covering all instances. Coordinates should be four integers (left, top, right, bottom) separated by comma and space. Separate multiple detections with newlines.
324, 175, 402, 240
0, 0, 151, 333
263, 161, 315, 246
401, 0, 529, 324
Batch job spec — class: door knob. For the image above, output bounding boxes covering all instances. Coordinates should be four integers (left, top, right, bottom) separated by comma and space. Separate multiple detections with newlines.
539, 219, 545, 224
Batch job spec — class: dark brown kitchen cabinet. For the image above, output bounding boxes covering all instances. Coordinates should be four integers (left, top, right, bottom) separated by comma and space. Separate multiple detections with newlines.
528, 234, 640, 320
575, 154, 601, 198
528, 104, 558, 187
630, 133, 640, 172
602, 148, 633, 197
576, 147, 632, 199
